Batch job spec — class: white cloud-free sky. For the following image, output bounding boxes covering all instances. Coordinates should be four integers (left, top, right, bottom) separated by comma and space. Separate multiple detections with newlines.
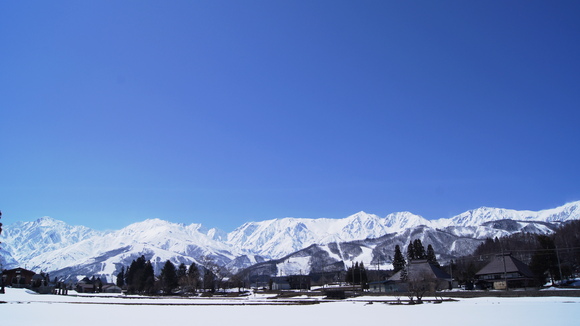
1, 1, 579, 231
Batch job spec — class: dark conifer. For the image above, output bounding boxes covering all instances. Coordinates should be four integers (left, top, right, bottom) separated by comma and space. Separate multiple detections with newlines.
160, 260, 178, 294
426, 244, 439, 267
413, 239, 426, 259
187, 262, 200, 292
116, 267, 125, 288
177, 263, 187, 291
177, 263, 187, 280
407, 241, 415, 261
143, 260, 155, 294
393, 245, 406, 273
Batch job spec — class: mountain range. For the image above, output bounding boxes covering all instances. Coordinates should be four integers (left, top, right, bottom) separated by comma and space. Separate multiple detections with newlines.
1, 201, 579, 282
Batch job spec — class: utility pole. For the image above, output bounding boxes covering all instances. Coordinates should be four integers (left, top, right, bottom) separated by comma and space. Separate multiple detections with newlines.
449, 260, 453, 288
501, 250, 508, 291
555, 245, 563, 285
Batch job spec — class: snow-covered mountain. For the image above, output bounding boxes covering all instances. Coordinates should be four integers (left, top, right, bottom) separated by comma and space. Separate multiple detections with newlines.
226, 211, 430, 258
0, 217, 103, 269
3, 218, 242, 281
1, 201, 579, 282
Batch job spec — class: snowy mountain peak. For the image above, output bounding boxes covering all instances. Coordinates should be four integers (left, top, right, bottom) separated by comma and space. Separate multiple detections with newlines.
383, 211, 430, 230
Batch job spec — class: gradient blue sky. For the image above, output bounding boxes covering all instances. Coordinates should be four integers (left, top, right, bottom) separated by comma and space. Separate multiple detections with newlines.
1, 1, 579, 231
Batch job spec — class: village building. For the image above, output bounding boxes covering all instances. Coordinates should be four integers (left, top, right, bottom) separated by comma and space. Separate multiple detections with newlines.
368, 280, 398, 293
75, 276, 106, 293
384, 260, 452, 292
269, 275, 311, 291
102, 284, 123, 293
2, 267, 36, 287
475, 253, 534, 289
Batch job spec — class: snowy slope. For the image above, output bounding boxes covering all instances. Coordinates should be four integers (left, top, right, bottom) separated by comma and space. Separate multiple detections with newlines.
8, 219, 239, 282
226, 211, 430, 258
1, 217, 103, 265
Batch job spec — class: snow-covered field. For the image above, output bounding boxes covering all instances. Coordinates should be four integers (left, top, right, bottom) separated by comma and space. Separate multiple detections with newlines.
1, 288, 580, 326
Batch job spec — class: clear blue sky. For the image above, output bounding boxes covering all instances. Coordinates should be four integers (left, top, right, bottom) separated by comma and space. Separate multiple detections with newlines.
1, 1, 579, 231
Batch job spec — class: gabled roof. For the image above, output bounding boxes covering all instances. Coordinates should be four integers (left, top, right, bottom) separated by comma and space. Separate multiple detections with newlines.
475, 254, 534, 278
389, 260, 451, 282
2, 267, 36, 276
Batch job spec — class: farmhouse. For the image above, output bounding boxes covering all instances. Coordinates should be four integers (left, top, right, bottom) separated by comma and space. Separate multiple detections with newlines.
2, 267, 36, 287
387, 260, 452, 292
475, 253, 534, 289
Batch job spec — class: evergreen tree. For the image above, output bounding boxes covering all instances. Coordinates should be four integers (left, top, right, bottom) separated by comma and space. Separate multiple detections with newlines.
393, 245, 406, 273
177, 263, 187, 280
530, 235, 559, 286
116, 267, 125, 288
160, 260, 178, 294
126, 255, 147, 294
202, 267, 217, 292
407, 241, 415, 261
359, 262, 368, 288
426, 244, 439, 267
177, 263, 187, 290
143, 260, 155, 294
345, 261, 368, 287
413, 239, 426, 259
125, 265, 132, 291
187, 262, 200, 292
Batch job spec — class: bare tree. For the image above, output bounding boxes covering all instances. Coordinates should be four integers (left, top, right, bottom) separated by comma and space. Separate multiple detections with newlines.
407, 270, 437, 304
201, 256, 230, 292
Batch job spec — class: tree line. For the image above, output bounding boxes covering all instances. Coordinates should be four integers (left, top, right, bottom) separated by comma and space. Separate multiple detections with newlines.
116, 256, 217, 295
444, 220, 580, 287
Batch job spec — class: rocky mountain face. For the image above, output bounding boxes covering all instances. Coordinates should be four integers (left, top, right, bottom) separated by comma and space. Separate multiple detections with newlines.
1, 201, 578, 282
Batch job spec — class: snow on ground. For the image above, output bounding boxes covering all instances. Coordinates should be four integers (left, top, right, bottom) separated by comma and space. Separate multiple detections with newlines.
2, 288, 580, 326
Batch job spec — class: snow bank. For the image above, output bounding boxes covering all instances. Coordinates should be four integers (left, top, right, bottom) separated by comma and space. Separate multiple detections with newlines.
1, 288, 580, 326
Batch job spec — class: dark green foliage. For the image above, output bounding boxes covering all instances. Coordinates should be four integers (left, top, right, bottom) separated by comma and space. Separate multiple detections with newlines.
554, 221, 580, 275
202, 267, 217, 292
187, 262, 200, 292
160, 260, 178, 294
413, 239, 426, 260
177, 263, 187, 280
116, 266, 125, 287
426, 244, 439, 267
407, 241, 415, 260
458, 223, 580, 287
473, 234, 538, 263
176, 262, 188, 291
529, 235, 560, 286
407, 239, 427, 261
143, 261, 155, 294
393, 245, 406, 273
124, 255, 155, 294
345, 261, 368, 287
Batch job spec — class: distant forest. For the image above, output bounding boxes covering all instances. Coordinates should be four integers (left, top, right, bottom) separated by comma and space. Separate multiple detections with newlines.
442, 220, 580, 286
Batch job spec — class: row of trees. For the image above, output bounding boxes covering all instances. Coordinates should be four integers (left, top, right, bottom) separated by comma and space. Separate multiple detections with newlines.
116, 256, 218, 295
345, 262, 368, 286
392, 239, 439, 274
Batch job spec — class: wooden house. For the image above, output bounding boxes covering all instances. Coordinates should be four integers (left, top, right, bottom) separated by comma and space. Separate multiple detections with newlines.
387, 260, 452, 292
2, 267, 36, 287
475, 253, 534, 289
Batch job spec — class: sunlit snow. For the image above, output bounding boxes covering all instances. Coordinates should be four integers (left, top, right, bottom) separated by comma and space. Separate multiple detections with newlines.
1, 288, 580, 326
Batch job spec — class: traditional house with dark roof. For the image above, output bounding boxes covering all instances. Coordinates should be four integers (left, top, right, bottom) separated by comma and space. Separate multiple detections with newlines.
2, 267, 36, 287
475, 253, 534, 289
386, 260, 452, 292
